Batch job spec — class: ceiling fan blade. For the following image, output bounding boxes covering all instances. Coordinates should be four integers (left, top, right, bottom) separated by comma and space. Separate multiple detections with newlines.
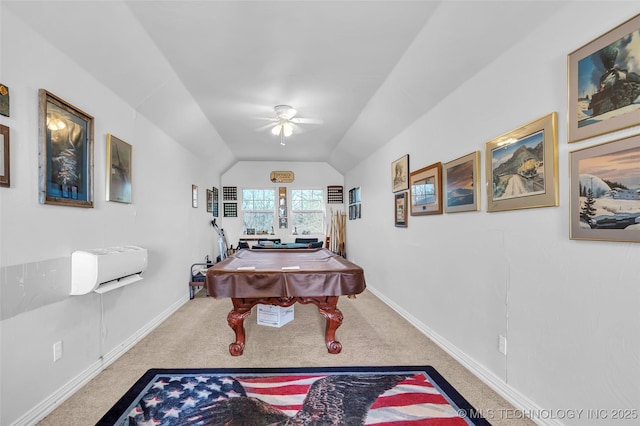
290, 122, 307, 134
255, 122, 276, 132
291, 117, 323, 125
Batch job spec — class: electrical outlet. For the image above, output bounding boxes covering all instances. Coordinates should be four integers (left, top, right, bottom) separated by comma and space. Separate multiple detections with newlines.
53, 341, 63, 362
498, 335, 507, 355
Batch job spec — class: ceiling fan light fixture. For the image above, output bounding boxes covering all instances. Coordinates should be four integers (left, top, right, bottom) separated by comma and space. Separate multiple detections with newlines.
274, 105, 297, 120
271, 121, 294, 138
282, 122, 293, 137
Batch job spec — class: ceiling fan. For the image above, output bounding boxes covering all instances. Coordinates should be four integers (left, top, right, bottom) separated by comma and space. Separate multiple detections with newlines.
260, 105, 323, 146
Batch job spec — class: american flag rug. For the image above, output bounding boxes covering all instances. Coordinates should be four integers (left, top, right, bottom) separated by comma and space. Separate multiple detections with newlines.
97, 366, 490, 425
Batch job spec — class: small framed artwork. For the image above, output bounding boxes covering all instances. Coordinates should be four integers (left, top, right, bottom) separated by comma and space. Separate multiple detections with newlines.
348, 187, 362, 220
485, 112, 559, 212
192, 184, 198, 208
391, 154, 409, 192
0, 84, 9, 117
395, 192, 408, 227
38, 89, 94, 207
409, 162, 443, 216
106, 134, 132, 203
224, 202, 238, 217
206, 189, 213, 213
568, 13, 640, 143
0, 125, 9, 187
213, 187, 219, 217
278, 186, 287, 228
223, 186, 237, 200
443, 151, 480, 213
570, 134, 640, 242
327, 185, 343, 203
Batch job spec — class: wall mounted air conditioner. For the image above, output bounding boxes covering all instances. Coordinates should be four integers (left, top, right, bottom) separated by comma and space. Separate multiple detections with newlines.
71, 246, 148, 295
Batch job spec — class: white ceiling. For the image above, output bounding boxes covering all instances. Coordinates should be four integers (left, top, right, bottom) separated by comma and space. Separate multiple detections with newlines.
5, 1, 562, 174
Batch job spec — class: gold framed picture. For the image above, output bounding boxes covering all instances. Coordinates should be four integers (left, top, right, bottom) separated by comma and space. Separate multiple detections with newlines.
409, 162, 442, 216
485, 112, 559, 212
443, 151, 480, 213
570, 134, 640, 242
106, 134, 132, 203
568, 13, 640, 143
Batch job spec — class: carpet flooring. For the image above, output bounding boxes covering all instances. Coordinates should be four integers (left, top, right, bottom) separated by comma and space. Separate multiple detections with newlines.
38, 289, 535, 425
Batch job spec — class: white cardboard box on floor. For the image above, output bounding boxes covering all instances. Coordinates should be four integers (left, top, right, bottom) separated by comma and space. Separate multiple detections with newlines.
257, 304, 294, 327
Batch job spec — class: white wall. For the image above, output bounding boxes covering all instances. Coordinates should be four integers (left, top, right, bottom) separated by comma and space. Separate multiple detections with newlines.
3, 3, 640, 426
0, 9, 222, 425
220, 161, 344, 247
345, 3, 640, 425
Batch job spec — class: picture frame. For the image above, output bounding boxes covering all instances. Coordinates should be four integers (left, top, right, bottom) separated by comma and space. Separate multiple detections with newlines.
485, 112, 559, 213
391, 154, 409, 192
568, 13, 640, 143
443, 151, 480, 213
192, 184, 198, 208
106, 134, 132, 203
212, 187, 219, 217
0, 84, 9, 117
348, 187, 362, 220
206, 189, 213, 213
409, 162, 443, 216
569, 133, 640, 242
0, 124, 9, 187
38, 89, 94, 207
224, 202, 237, 217
394, 192, 408, 227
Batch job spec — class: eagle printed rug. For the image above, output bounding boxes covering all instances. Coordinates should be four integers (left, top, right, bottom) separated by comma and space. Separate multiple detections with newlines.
97, 366, 489, 425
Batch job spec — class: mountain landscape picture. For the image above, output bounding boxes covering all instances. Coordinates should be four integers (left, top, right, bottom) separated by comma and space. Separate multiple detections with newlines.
490, 130, 545, 201
577, 145, 640, 231
446, 158, 475, 207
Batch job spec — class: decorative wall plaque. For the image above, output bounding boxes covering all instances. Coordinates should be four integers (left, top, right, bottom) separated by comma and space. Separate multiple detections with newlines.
327, 185, 344, 203
270, 171, 295, 183
223, 186, 237, 200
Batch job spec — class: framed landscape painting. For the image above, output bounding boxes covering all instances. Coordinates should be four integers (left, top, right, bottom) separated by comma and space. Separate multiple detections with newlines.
570, 134, 640, 242
409, 162, 442, 216
443, 151, 480, 213
38, 89, 94, 207
485, 112, 559, 212
391, 154, 409, 192
568, 13, 640, 143
106, 134, 132, 203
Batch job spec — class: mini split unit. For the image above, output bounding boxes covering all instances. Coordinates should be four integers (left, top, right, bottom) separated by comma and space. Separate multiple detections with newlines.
70, 246, 148, 295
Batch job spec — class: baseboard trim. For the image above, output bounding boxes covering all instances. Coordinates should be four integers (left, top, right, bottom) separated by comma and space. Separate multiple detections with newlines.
366, 286, 563, 426
11, 294, 189, 426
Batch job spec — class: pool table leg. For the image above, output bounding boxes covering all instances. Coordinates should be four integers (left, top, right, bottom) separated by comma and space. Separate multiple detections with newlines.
227, 299, 253, 356
227, 296, 345, 355
316, 296, 344, 354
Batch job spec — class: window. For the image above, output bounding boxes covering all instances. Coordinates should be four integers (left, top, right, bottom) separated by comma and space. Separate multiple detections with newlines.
291, 189, 324, 234
242, 189, 275, 234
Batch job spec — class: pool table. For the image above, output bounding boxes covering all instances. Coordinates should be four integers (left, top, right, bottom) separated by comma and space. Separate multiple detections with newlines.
205, 248, 366, 356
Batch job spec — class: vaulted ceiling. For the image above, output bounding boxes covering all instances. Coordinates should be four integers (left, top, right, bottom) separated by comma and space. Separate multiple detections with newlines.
5, 1, 561, 174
